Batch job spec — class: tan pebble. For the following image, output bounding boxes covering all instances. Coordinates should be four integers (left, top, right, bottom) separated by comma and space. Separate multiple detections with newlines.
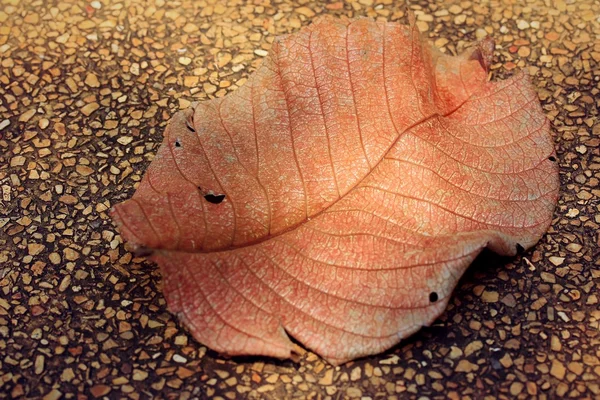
518, 46, 531, 57
464, 340, 483, 357
416, 21, 429, 32
448, 4, 463, 14
56, 33, 70, 43
24, 13, 39, 24
132, 369, 148, 381
517, 20, 530, 30
183, 23, 198, 33
19, 109, 36, 122
296, 7, 316, 17
184, 76, 199, 87
481, 290, 499, 303
59, 275, 71, 292
203, 83, 217, 94
76, 165, 94, 176
499, 353, 513, 368
178, 56, 192, 66
217, 52, 232, 68
510, 382, 524, 395
454, 14, 466, 25
49, 252, 61, 265
42, 390, 62, 400
28, 243, 45, 256
455, 360, 478, 372
550, 359, 566, 379
254, 49, 268, 57
37, 118, 50, 129
81, 102, 99, 116
346, 387, 362, 397
130, 62, 140, 75
85, 73, 100, 87
63, 248, 80, 261
60, 368, 75, 382
549, 256, 564, 266
78, 20, 96, 29
567, 362, 584, 375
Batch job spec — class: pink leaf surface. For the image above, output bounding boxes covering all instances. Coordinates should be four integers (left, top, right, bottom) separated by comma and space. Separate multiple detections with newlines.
111, 16, 559, 365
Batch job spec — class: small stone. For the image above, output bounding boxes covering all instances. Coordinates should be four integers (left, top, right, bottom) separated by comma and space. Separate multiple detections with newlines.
61, 368, 75, 382
63, 248, 80, 261
518, 46, 531, 57
0, 119, 10, 130
481, 290, 499, 303
499, 353, 513, 368
42, 390, 62, 400
501, 294, 517, 307
59, 194, 77, 204
130, 62, 140, 76
49, 252, 61, 264
178, 57, 192, 66
76, 165, 94, 176
35, 354, 45, 374
132, 369, 148, 381
296, 7, 316, 17
517, 20, 530, 30
39, 118, 50, 129
254, 49, 268, 57
455, 360, 478, 372
85, 73, 100, 88
173, 354, 187, 363
318, 368, 334, 385
19, 109, 36, 122
510, 382, 524, 396
184, 76, 199, 87
448, 5, 463, 14
59, 275, 71, 292
346, 387, 362, 398
81, 102, 100, 116
90, 384, 111, 398
464, 340, 483, 357
28, 243, 45, 256
549, 256, 565, 266
550, 359, 566, 379
566, 243, 582, 253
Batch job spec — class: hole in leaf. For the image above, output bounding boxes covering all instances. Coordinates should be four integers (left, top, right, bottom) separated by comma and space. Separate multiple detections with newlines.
204, 193, 226, 204
548, 156, 556, 162
186, 121, 195, 133
175, 139, 182, 148
516, 243, 525, 254
429, 292, 438, 303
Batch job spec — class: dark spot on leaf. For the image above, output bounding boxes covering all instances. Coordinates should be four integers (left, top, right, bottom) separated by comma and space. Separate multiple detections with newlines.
429, 292, 438, 303
204, 193, 226, 204
134, 247, 154, 257
548, 155, 556, 162
175, 139, 182, 148
516, 243, 525, 254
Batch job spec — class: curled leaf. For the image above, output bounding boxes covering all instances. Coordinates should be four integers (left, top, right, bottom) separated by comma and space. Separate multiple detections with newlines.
111, 16, 559, 364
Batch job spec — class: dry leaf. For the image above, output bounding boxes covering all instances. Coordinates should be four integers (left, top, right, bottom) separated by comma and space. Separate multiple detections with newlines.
111, 16, 559, 365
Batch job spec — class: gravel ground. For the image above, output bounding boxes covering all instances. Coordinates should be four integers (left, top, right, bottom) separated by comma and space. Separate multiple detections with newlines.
1, 0, 599, 399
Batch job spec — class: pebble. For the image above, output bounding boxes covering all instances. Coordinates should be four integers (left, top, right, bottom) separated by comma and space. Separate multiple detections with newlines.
178, 56, 192, 66
85, 73, 100, 88
254, 49, 268, 57
0, 119, 9, 130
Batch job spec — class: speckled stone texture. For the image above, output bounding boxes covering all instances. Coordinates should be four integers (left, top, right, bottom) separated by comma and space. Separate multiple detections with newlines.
0, 0, 598, 399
